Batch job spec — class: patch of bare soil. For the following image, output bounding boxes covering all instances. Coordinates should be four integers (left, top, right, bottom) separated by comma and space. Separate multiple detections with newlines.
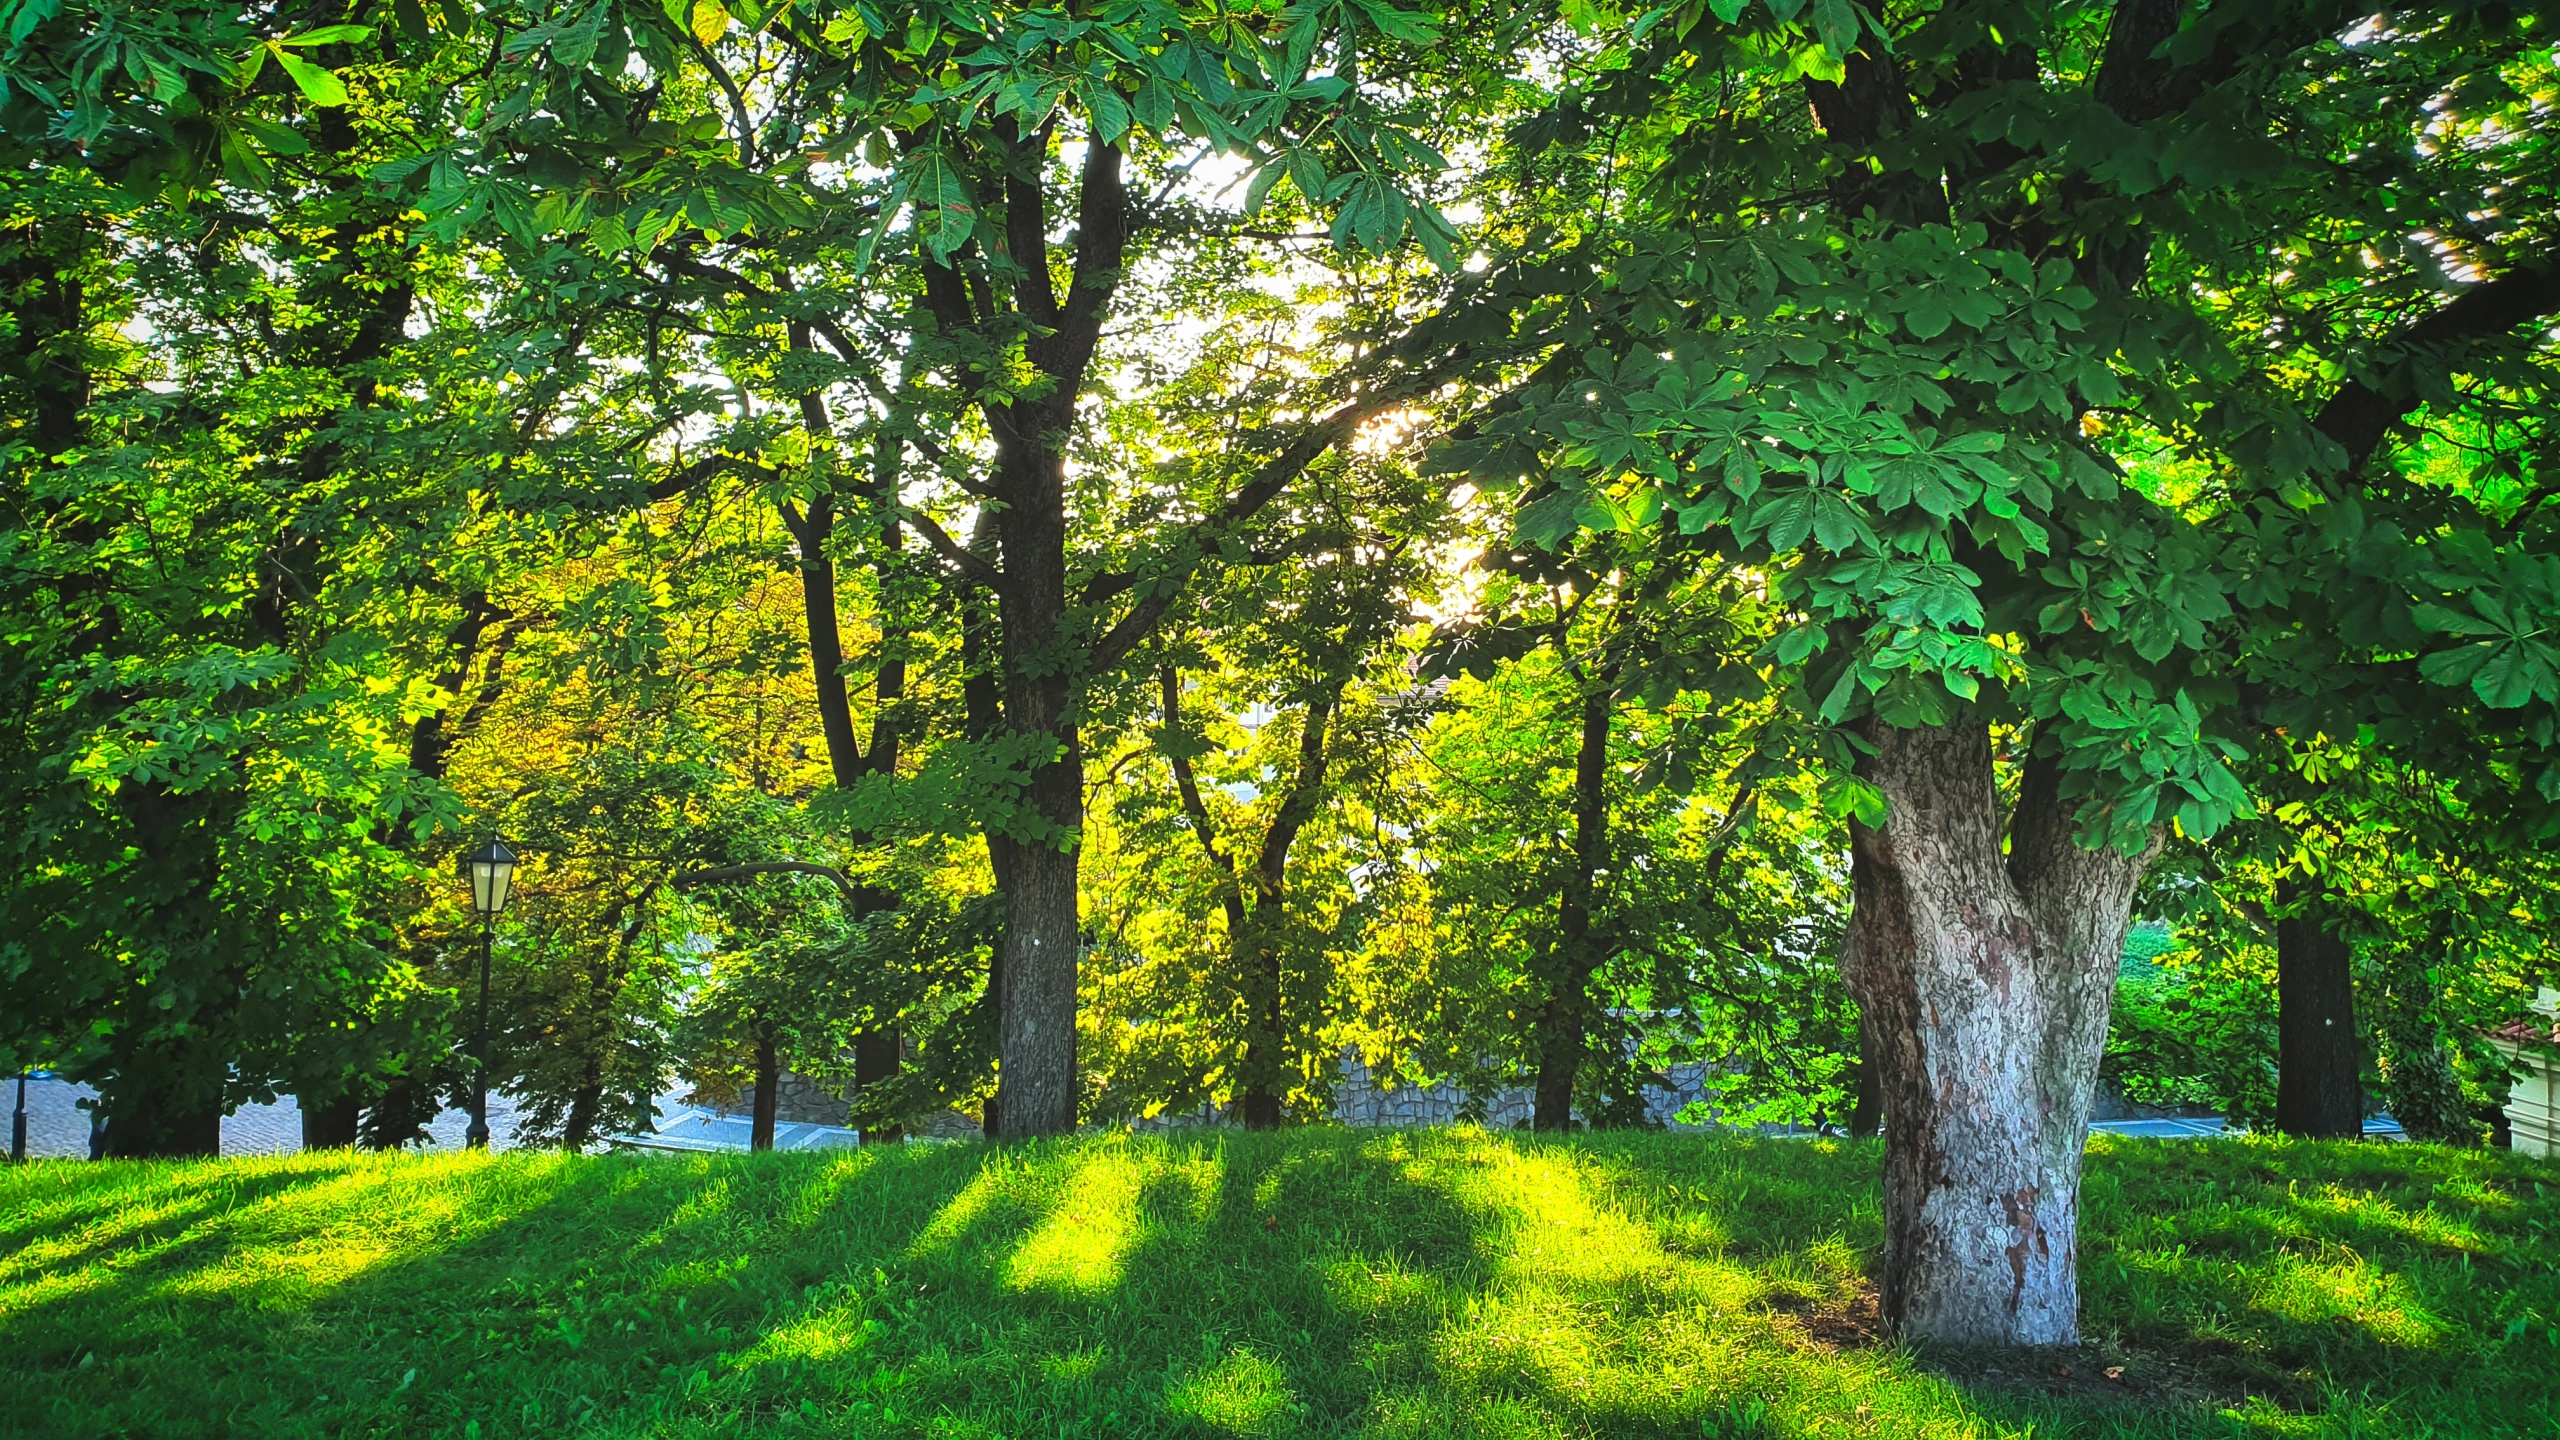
1769, 1283, 2306, 1415
1781, 1281, 1883, 1351
1917, 1336, 2312, 1415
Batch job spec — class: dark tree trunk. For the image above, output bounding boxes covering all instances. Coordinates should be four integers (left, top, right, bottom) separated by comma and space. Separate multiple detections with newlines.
1533, 691, 1613, 1131
104, 1054, 223, 1160
1842, 722, 2155, 1346
1232, 693, 1338, 1129
854, 1027, 904, 1144
300, 1094, 360, 1150
987, 439, 1084, 1139
781, 493, 867, 792
750, 1024, 780, 1152
2275, 879, 2363, 1139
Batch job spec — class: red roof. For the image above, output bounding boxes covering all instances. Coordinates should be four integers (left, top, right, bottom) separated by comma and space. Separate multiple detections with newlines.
2484, 1017, 2560, 1048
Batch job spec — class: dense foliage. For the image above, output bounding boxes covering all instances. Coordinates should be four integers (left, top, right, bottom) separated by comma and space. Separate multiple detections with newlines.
1, 0, 2555, 1207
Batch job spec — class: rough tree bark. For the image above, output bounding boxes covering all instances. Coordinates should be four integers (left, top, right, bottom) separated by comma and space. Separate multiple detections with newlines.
1533, 690, 1613, 1131
2274, 878, 2363, 1138
1842, 723, 2157, 1346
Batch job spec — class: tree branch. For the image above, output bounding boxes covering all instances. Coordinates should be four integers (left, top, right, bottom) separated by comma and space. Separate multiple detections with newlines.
1000, 116, 1058, 326
1087, 371, 1457, 672
906, 506, 1005, 590
1158, 665, 1246, 930
2314, 242, 2560, 476
672, 861, 858, 909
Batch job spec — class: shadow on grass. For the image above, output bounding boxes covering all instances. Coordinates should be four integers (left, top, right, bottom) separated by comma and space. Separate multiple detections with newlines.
2, 1131, 2553, 1439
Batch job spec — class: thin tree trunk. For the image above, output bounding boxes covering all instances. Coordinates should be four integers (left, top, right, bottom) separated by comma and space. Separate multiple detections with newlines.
2275, 878, 2363, 1138
1533, 690, 1612, 1131
782, 494, 865, 791
1233, 692, 1339, 1129
962, 531, 1009, 1139
1842, 722, 2155, 1346
300, 1094, 360, 1150
751, 1023, 780, 1152
854, 1029, 904, 1143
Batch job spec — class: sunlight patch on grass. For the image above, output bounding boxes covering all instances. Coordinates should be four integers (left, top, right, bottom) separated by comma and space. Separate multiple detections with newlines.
2249, 1252, 2449, 1349
740, 1305, 872, 1366
1004, 1142, 1159, 1297
781, 1151, 877, 1231
1404, 1131, 1668, 1293
2291, 1182, 2493, 1255
1166, 1348, 1300, 1437
908, 1159, 1012, 1260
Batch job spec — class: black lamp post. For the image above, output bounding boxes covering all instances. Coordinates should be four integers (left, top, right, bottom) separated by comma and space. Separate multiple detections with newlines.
462, 838, 517, 1149
10, 1071, 25, 1163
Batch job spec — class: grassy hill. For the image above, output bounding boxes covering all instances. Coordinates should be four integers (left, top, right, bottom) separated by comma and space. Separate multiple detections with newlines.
2, 1130, 2554, 1439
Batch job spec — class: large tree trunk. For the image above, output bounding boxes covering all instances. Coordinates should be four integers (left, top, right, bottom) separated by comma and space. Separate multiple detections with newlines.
987, 434, 1085, 1139
1533, 690, 1613, 1131
989, 829, 1080, 1137
1842, 722, 2155, 1346
2275, 879, 2362, 1138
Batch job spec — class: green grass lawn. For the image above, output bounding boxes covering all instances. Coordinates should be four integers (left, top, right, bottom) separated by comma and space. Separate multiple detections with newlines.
2, 1130, 2555, 1439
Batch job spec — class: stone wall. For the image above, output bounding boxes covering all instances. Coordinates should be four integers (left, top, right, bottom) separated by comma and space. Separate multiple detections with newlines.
1129, 1049, 1723, 1131
735, 1069, 851, 1126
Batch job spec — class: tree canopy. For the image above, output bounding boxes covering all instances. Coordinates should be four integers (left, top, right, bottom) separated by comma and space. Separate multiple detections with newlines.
4, 0, 2557, 1347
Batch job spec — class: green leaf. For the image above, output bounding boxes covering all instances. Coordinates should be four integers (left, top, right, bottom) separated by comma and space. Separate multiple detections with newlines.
1517, 490, 1582, 549
2468, 642, 2558, 709
1709, 0, 1748, 19
1809, 0, 1860, 57
273, 49, 349, 106
1086, 85, 1133, 144
2410, 602, 2504, 638
1901, 293, 1950, 339
279, 24, 371, 46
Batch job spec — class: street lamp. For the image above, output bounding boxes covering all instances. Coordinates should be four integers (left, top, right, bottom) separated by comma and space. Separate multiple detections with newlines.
11, 1071, 26, 1163
462, 838, 517, 1149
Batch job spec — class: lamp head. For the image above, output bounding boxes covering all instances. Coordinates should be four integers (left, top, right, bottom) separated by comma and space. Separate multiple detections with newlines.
465, 838, 517, 918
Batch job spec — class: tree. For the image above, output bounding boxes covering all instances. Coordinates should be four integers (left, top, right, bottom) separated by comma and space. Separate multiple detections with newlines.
1451, 0, 2560, 1343
445, 0, 1563, 1136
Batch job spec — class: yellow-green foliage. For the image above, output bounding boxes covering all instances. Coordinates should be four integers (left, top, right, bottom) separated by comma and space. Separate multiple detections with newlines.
2, 1132, 2555, 1438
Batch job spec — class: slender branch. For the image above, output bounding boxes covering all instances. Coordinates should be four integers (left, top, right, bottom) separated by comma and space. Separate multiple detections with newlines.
1159, 665, 1246, 929
1088, 375, 1456, 671
906, 506, 1005, 590
683, 32, 759, 171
